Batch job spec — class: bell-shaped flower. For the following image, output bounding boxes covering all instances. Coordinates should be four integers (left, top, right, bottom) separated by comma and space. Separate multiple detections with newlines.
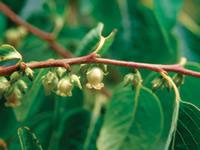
42, 71, 58, 95
5, 87, 22, 107
56, 77, 73, 97
86, 67, 104, 90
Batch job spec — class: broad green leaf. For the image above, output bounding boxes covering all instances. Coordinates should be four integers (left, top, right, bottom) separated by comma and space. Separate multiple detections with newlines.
13, 69, 48, 121
26, 112, 53, 148
173, 101, 200, 149
18, 126, 43, 150
179, 62, 200, 108
179, 27, 200, 62
153, 88, 179, 149
152, 0, 183, 54
0, 101, 18, 139
97, 84, 163, 150
57, 109, 91, 150
89, 0, 179, 64
75, 23, 117, 56
0, 44, 22, 66
144, 73, 180, 149
19, 35, 56, 62
153, 0, 183, 30
47, 88, 84, 150
8, 113, 53, 150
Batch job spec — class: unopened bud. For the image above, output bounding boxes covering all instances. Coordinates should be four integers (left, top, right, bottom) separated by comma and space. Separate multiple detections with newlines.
17, 80, 28, 94
173, 74, 184, 87
56, 67, 66, 78
152, 77, 165, 91
70, 74, 82, 89
17, 26, 27, 37
123, 73, 135, 86
5, 28, 19, 45
10, 71, 21, 82
25, 67, 34, 80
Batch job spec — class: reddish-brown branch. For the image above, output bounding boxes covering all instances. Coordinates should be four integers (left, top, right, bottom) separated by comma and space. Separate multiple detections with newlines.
0, 54, 200, 78
0, 2, 73, 58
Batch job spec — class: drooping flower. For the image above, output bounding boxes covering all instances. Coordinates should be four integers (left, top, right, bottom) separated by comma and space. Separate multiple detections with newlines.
86, 67, 104, 90
5, 87, 22, 107
56, 77, 73, 97
42, 71, 58, 95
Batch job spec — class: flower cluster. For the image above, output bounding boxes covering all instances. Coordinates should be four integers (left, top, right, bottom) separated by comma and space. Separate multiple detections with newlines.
0, 66, 33, 107
42, 66, 107, 97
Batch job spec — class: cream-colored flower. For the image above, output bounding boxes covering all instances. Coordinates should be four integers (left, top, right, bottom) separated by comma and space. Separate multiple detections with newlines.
86, 67, 104, 90
5, 87, 22, 107
42, 71, 58, 95
0, 77, 10, 95
56, 78, 73, 97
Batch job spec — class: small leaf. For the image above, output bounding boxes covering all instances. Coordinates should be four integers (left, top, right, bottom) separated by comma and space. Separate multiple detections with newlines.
173, 101, 200, 149
0, 44, 22, 66
75, 23, 117, 56
18, 126, 43, 150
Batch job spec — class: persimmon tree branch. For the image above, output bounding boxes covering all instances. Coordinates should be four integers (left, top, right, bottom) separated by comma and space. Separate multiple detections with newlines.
0, 2, 73, 58
0, 53, 200, 78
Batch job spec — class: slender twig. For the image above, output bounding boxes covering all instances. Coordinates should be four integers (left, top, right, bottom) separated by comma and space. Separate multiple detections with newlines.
0, 54, 200, 78
0, 2, 73, 58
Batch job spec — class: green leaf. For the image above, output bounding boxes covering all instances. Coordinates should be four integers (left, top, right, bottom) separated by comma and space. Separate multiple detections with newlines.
13, 69, 48, 121
47, 88, 84, 150
89, 1, 179, 64
152, 0, 183, 54
75, 23, 117, 56
0, 102, 18, 139
153, 0, 183, 30
153, 88, 178, 149
173, 101, 200, 149
0, 44, 22, 66
144, 73, 180, 149
18, 126, 43, 150
179, 62, 200, 107
58, 109, 91, 150
97, 84, 163, 150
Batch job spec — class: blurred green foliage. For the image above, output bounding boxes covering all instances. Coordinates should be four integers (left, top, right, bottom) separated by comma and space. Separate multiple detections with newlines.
0, 0, 200, 150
